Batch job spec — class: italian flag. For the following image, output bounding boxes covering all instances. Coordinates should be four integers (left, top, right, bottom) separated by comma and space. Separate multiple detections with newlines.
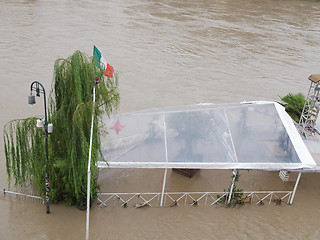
93, 45, 114, 78
93, 45, 107, 68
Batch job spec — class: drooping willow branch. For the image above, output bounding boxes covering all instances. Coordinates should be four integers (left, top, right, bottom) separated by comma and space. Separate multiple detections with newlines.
4, 117, 45, 190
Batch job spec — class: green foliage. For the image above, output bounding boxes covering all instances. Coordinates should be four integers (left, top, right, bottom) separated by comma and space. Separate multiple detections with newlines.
217, 171, 244, 207
4, 118, 46, 194
227, 172, 243, 206
4, 50, 119, 205
279, 93, 305, 123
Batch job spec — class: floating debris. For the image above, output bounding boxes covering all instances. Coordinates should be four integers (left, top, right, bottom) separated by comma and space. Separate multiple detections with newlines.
135, 202, 148, 208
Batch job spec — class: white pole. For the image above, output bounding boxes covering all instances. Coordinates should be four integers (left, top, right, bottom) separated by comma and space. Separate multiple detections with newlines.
160, 113, 169, 206
289, 172, 302, 205
227, 170, 237, 204
86, 86, 96, 240
160, 169, 168, 206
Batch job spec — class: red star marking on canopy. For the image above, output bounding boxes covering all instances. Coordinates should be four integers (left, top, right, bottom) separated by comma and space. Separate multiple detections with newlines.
110, 119, 125, 135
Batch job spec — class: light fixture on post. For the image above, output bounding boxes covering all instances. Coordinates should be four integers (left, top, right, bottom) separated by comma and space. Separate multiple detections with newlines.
28, 81, 52, 214
36, 118, 44, 128
28, 93, 36, 105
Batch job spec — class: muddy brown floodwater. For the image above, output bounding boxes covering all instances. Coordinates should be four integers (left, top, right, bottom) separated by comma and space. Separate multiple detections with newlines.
0, 0, 320, 239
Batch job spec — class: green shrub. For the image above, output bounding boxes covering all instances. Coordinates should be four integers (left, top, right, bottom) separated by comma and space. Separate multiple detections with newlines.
279, 93, 305, 123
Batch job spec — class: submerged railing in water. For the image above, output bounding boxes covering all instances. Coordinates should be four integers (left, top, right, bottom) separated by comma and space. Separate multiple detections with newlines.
1, 189, 44, 204
0, 189, 292, 207
97, 191, 293, 208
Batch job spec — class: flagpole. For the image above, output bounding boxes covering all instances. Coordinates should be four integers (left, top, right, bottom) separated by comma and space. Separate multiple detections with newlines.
87, 46, 109, 240
86, 85, 96, 240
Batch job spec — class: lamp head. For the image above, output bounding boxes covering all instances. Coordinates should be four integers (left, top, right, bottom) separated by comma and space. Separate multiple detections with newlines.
36, 87, 40, 97
47, 123, 53, 134
36, 118, 44, 128
28, 93, 36, 105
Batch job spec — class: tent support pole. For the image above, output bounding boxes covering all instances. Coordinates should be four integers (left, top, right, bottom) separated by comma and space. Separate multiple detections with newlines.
227, 170, 237, 204
289, 172, 301, 205
160, 168, 168, 206
160, 112, 168, 207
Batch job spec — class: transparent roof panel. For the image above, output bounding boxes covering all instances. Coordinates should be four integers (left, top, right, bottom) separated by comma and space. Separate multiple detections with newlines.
101, 112, 166, 164
224, 104, 300, 164
99, 102, 315, 170
165, 108, 236, 163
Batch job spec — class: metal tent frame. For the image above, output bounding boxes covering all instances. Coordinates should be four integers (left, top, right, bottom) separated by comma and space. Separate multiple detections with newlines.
97, 101, 316, 207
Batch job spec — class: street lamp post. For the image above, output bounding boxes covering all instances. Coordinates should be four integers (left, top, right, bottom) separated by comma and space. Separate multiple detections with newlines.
28, 81, 50, 214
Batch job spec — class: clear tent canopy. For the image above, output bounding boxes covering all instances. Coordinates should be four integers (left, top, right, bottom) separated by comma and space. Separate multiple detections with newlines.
98, 101, 316, 171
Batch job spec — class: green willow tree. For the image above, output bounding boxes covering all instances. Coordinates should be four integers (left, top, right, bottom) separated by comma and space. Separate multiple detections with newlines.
4, 50, 119, 205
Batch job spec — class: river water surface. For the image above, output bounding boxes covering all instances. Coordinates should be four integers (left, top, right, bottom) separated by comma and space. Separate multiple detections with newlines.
1, 0, 320, 239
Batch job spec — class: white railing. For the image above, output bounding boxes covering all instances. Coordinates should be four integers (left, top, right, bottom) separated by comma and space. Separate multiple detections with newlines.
97, 191, 292, 208
1, 189, 44, 203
